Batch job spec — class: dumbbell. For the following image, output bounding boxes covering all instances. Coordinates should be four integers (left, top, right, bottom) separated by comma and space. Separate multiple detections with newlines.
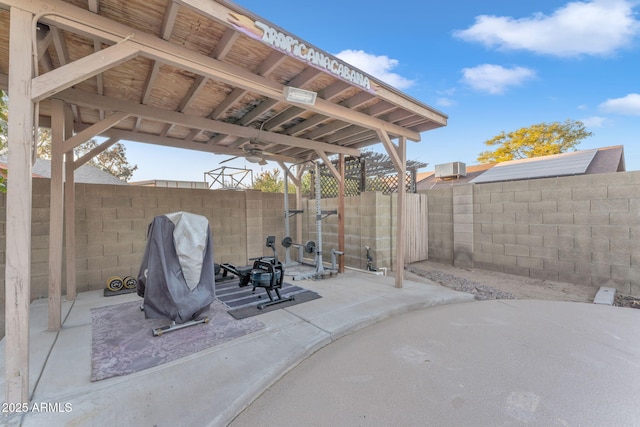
281, 236, 316, 254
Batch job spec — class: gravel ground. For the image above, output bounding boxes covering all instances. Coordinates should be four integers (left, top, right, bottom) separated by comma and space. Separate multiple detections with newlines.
405, 261, 640, 310
405, 266, 517, 301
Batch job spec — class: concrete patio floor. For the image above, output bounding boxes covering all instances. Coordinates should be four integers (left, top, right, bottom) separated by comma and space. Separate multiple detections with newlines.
0, 270, 474, 426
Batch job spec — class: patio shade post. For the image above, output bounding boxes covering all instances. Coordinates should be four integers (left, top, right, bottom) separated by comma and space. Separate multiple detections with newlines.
378, 130, 407, 288
48, 99, 66, 330
64, 151, 76, 299
395, 136, 407, 288
338, 154, 345, 273
64, 105, 76, 300
5, 6, 35, 404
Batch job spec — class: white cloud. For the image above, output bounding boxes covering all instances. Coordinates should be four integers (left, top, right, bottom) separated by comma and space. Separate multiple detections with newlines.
454, 0, 640, 57
580, 116, 607, 127
335, 49, 415, 89
436, 97, 456, 107
461, 64, 536, 94
599, 93, 640, 115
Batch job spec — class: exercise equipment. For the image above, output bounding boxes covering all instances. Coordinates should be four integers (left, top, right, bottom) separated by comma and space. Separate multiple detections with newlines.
281, 237, 316, 254
282, 161, 341, 280
104, 275, 138, 297
220, 236, 294, 309
123, 276, 137, 289
106, 276, 124, 292
137, 212, 215, 336
365, 246, 377, 272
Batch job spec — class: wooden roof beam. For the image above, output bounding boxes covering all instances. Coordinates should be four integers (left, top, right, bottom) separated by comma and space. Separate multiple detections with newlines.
102, 128, 296, 163
284, 89, 376, 138
384, 109, 414, 122
205, 51, 285, 132
212, 27, 239, 60
88, 0, 100, 13
161, 1, 181, 41
319, 80, 352, 100
63, 111, 130, 151
55, 88, 359, 156
165, 28, 238, 135
264, 106, 304, 130
259, 67, 324, 129
49, 26, 82, 122
304, 120, 352, 140
284, 113, 329, 136
255, 51, 287, 76
36, 26, 54, 72
377, 130, 402, 173
236, 99, 278, 126
324, 125, 370, 144
137, 1, 180, 130
73, 137, 118, 169
315, 150, 342, 184
31, 42, 140, 102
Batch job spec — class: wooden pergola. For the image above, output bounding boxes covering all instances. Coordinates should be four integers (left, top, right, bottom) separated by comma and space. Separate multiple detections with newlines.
0, 0, 447, 403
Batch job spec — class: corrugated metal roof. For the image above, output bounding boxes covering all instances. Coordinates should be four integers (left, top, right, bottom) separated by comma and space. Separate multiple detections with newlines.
469, 149, 598, 184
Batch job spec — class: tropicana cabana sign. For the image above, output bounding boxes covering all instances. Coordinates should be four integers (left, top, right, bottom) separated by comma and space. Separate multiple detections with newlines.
228, 12, 373, 92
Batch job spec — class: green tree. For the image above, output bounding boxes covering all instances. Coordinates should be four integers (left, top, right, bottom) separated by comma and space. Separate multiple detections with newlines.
477, 120, 593, 164
0, 91, 138, 182
253, 168, 312, 194
254, 168, 285, 193
73, 140, 138, 182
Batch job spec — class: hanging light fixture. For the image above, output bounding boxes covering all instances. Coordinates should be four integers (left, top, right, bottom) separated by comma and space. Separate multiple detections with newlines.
245, 153, 263, 163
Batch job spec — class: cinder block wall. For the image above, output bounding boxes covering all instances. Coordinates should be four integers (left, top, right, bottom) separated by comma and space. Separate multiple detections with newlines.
425, 171, 640, 297
300, 191, 396, 271
426, 187, 454, 263
0, 179, 287, 302
0, 182, 399, 304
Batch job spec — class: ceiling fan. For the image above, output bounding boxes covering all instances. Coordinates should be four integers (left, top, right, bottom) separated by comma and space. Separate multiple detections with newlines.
220, 140, 271, 165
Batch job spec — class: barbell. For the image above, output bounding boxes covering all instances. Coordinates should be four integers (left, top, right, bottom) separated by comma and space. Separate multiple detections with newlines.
281, 236, 316, 254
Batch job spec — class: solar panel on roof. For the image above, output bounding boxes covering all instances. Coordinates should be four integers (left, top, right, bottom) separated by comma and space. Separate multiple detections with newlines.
470, 149, 598, 184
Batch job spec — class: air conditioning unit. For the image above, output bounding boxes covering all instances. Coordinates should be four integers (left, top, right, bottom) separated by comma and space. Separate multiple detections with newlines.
434, 162, 467, 178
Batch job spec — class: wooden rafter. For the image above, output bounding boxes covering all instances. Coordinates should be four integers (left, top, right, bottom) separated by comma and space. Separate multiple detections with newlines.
32, 42, 139, 102
55, 87, 359, 156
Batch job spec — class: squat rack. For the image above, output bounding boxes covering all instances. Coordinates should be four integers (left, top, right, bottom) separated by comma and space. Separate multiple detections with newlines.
282, 160, 340, 279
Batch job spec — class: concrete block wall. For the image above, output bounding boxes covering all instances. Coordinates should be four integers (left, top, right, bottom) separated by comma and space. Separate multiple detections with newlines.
0, 179, 287, 302
438, 171, 639, 297
300, 191, 396, 271
426, 187, 454, 263
453, 185, 474, 268
0, 181, 400, 305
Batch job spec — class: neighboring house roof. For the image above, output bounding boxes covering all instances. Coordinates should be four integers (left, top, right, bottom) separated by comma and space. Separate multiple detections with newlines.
417, 145, 625, 189
129, 179, 207, 189
0, 156, 128, 185
416, 163, 494, 190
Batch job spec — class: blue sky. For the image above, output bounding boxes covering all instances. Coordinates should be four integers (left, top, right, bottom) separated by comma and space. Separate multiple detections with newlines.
126, 0, 640, 182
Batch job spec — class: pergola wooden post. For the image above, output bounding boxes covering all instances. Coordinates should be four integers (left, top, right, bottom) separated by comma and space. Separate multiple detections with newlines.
5, 6, 35, 404
63, 106, 76, 301
395, 137, 407, 288
378, 131, 407, 288
48, 99, 66, 330
338, 154, 345, 273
